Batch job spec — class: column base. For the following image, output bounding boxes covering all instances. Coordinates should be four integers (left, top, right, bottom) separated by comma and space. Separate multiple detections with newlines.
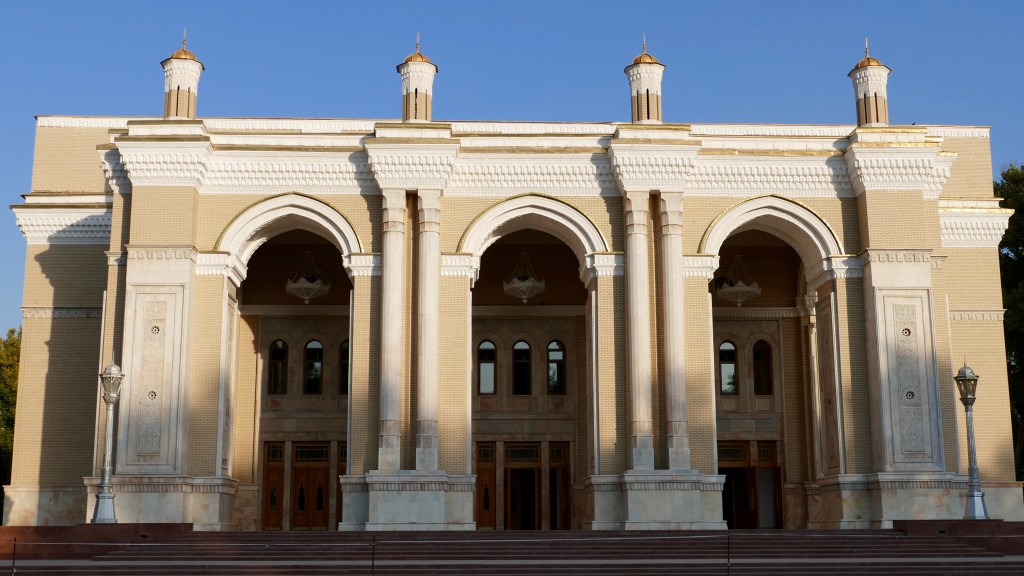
83, 475, 238, 530
584, 471, 726, 530
2, 485, 87, 526
340, 472, 475, 531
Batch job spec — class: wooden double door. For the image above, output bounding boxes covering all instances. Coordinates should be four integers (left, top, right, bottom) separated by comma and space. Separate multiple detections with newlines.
475, 441, 571, 530
718, 441, 783, 529
261, 442, 344, 531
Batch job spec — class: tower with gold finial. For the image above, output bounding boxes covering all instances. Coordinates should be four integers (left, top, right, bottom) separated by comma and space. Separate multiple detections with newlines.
848, 38, 890, 127
160, 30, 205, 120
625, 35, 665, 124
397, 34, 437, 122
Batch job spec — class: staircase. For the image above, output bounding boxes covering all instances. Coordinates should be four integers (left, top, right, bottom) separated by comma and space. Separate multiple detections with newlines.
5, 529, 1024, 575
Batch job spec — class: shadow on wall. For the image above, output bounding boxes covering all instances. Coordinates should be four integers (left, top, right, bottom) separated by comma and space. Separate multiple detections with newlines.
6, 240, 108, 526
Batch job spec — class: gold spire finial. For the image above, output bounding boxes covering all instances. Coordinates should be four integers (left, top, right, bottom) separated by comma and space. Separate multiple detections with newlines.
642, 33, 647, 54
416, 32, 421, 54
865, 36, 869, 57
183, 28, 188, 50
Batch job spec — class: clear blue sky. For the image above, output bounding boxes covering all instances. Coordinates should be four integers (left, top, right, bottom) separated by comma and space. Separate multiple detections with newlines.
0, 0, 1021, 331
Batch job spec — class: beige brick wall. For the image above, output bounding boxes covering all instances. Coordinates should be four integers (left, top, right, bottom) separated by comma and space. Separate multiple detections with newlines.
857, 191, 941, 249
23, 245, 107, 308
129, 186, 197, 246
439, 276, 470, 473
941, 137, 994, 199
31, 126, 110, 193
684, 277, 716, 475
233, 315, 259, 483
12, 316, 100, 485
347, 275, 380, 475
832, 278, 872, 474
187, 275, 225, 476
596, 275, 628, 474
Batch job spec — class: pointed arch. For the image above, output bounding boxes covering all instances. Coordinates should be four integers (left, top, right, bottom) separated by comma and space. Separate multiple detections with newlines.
217, 193, 364, 278
700, 195, 845, 277
459, 195, 610, 281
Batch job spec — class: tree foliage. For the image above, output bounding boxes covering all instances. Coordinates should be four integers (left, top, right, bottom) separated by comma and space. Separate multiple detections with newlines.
0, 327, 19, 487
996, 165, 1024, 480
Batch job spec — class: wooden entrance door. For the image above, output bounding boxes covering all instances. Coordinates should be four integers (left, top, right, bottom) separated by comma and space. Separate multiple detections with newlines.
291, 443, 330, 530
261, 442, 284, 530
475, 443, 497, 529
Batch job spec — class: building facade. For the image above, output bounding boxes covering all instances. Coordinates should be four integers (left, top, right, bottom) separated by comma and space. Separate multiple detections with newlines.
5, 40, 1022, 531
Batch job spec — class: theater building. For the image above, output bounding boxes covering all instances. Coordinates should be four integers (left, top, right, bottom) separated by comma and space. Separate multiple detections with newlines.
6, 39, 1022, 531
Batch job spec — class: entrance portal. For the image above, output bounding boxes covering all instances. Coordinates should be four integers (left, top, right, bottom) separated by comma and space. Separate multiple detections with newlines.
506, 468, 538, 530
474, 441, 571, 530
718, 441, 782, 529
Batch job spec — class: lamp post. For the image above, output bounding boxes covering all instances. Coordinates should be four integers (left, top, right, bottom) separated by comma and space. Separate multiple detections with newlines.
92, 363, 124, 524
954, 363, 989, 520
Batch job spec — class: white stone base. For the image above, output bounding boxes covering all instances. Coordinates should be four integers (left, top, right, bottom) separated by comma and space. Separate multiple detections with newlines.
83, 475, 238, 530
339, 472, 475, 531
584, 472, 726, 530
983, 482, 1024, 521
2, 485, 87, 526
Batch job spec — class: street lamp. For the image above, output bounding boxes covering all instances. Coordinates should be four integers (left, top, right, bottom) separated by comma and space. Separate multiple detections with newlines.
92, 363, 124, 524
954, 363, 989, 520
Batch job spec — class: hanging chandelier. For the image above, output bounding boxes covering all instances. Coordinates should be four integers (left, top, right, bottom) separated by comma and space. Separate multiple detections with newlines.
503, 251, 546, 304
716, 254, 761, 307
285, 251, 332, 304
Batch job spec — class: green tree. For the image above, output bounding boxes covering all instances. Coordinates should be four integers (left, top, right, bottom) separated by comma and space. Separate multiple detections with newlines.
0, 327, 19, 487
996, 165, 1024, 480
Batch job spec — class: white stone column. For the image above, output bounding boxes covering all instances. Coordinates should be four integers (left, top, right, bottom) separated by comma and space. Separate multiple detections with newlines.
378, 188, 405, 472
624, 191, 654, 470
659, 192, 690, 471
416, 189, 441, 471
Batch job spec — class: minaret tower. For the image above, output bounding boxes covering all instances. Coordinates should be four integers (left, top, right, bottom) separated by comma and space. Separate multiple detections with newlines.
161, 30, 204, 120
624, 36, 665, 124
397, 34, 437, 122
848, 38, 890, 127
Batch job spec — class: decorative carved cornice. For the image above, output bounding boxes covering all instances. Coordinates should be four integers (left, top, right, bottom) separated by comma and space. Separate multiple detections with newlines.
196, 252, 247, 286
12, 206, 112, 245
608, 144, 698, 193
447, 155, 616, 196
950, 310, 1005, 322
345, 253, 381, 277
844, 145, 952, 199
441, 253, 480, 282
106, 251, 127, 266
365, 142, 459, 191
99, 149, 132, 195
860, 249, 932, 265
688, 156, 852, 197
202, 153, 377, 194
939, 202, 1012, 248
127, 246, 198, 261
22, 307, 102, 319
680, 255, 719, 279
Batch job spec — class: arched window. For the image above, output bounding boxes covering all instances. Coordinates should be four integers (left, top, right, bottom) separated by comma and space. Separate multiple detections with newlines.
753, 340, 772, 396
547, 340, 565, 395
339, 340, 349, 395
513, 340, 531, 396
304, 340, 323, 395
478, 340, 496, 395
719, 341, 737, 395
269, 340, 288, 395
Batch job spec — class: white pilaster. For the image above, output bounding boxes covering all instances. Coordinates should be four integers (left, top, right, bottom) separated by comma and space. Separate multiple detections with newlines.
659, 192, 690, 471
378, 188, 405, 472
624, 191, 654, 470
416, 189, 441, 471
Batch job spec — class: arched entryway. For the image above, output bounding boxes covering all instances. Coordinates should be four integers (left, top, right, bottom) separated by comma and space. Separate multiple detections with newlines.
217, 194, 363, 531
702, 196, 851, 529
460, 195, 611, 530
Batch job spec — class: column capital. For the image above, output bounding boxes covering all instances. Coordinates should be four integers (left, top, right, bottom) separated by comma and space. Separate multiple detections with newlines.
658, 191, 684, 234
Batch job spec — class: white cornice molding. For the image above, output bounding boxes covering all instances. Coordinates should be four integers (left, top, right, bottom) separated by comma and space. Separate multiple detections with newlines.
441, 253, 480, 283
607, 143, 699, 193
12, 206, 111, 245
949, 309, 1005, 322
116, 140, 212, 188
447, 155, 616, 196
689, 156, 852, 197
691, 124, 856, 138
680, 255, 720, 279
202, 151, 376, 194
926, 127, 990, 139
37, 117, 146, 129
126, 246, 197, 261
204, 118, 378, 133
345, 253, 381, 277
99, 149, 131, 195
22, 307, 103, 319
365, 142, 459, 191
581, 253, 624, 287
939, 202, 1012, 247
844, 145, 951, 198
195, 252, 247, 286
451, 122, 617, 136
